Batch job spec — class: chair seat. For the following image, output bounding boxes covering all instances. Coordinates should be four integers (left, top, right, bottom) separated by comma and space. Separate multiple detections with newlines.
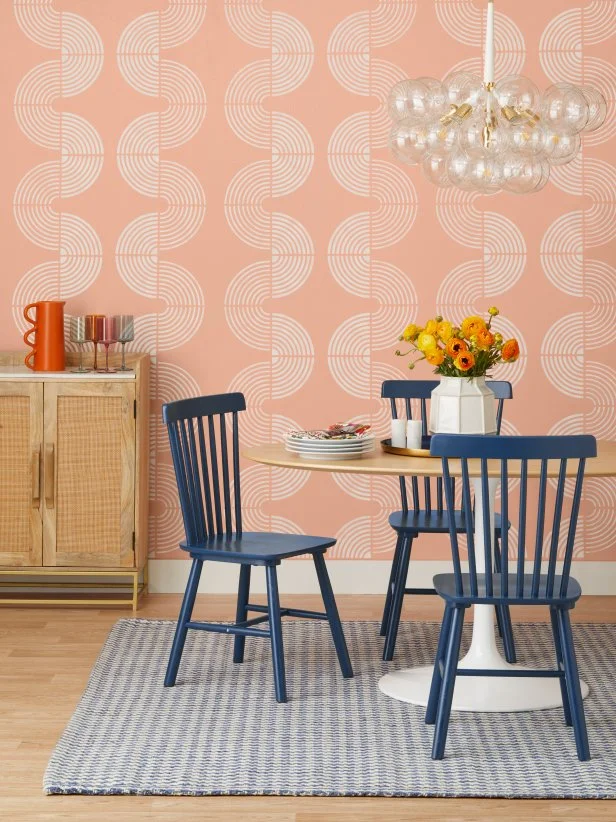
181, 532, 335, 564
433, 572, 582, 605
389, 509, 503, 534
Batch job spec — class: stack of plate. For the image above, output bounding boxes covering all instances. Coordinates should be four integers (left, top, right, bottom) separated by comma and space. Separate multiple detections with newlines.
284, 434, 375, 461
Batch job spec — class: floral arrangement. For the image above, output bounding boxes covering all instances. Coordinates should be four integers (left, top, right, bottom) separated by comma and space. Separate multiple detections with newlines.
396, 307, 519, 378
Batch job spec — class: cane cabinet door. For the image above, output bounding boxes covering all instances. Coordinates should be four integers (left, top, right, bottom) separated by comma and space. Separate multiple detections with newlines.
0, 382, 43, 566
43, 382, 136, 568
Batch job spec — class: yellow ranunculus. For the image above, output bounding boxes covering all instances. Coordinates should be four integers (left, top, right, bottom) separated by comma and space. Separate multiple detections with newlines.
402, 323, 421, 342
488, 306, 499, 316
425, 348, 445, 366
424, 319, 438, 335
436, 321, 453, 343
461, 315, 486, 339
416, 332, 437, 352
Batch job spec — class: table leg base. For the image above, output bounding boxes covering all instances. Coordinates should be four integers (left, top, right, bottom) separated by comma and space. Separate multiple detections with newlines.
378, 665, 590, 712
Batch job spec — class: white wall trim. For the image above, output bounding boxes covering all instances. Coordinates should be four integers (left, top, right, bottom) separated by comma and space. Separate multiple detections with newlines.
148, 559, 616, 596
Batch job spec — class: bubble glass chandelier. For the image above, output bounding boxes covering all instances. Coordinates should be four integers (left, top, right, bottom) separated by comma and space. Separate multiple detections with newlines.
388, 0, 607, 194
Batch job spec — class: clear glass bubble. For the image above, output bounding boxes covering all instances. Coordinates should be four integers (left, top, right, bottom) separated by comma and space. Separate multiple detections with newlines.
422, 151, 452, 187
495, 75, 540, 114
389, 118, 430, 165
444, 71, 485, 107
465, 151, 504, 193
543, 125, 581, 165
458, 112, 510, 156
508, 120, 548, 156
425, 119, 460, 153
503, 155, 550, 194
541, 83, 589, 133
446, 151, 478, 190
388, 79, 431, 121
580, 86, 607, 132
416, 76, 449, 116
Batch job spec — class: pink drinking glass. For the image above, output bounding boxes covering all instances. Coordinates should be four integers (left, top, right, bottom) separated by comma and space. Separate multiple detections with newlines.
98, 317, 117, 373
84, 314, 105, 371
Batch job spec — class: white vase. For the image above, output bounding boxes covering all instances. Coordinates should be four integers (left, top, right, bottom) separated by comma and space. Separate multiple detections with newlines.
429, 376, 497, 434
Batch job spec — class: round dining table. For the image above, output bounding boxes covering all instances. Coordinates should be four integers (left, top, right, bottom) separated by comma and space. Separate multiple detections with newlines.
244, 439, 616, 713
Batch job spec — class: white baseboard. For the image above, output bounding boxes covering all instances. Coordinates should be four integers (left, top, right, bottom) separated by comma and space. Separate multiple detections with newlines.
148, 559, 616, 596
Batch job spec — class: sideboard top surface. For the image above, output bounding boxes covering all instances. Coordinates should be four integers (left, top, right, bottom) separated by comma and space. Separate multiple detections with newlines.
0, 366, 136, 381
0, 352, 148, 381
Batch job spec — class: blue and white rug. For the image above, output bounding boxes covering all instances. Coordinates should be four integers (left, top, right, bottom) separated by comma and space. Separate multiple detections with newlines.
44, 619, 616, 798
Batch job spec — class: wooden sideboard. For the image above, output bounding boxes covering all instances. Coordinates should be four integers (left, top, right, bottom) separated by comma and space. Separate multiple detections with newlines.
0, 352, 150, 609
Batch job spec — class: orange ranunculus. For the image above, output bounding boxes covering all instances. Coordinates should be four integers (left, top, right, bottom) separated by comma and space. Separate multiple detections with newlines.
474, 328, 495, 350
461, 315, 487, 339
424, 319, 438, 335
454, 351, 475, 372
446, 337, 467, 357
416, 332, 437, 352
501, 338, 520, 362
437, 320, 453, 342
425, 348, 445, 366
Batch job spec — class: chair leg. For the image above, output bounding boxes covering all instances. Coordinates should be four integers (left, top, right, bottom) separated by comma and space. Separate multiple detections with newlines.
265, 564, 287, 703
557, 608, 590, 761
382, 535, 412, 662
497, 605, 517, 664
432, 606, 465, 760
550, 606, 572, 726
380, 534, 403, 637
494, 536, 504, 638
164, 558, 203, 687
494, 535, 517, 663
425, 604, 453, 725
233, 564, 252, 664
313, 552, 353, 678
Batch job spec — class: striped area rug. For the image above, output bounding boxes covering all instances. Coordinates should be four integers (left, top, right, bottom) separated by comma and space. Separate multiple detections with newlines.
44, 619, 616, 797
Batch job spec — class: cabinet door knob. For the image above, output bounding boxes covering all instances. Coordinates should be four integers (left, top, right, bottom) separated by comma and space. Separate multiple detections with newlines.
31, 448, 41, 508
44, 444, 55, 509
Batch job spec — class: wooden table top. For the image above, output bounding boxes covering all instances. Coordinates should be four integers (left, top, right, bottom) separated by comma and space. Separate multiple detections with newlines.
243, 440, 616, 478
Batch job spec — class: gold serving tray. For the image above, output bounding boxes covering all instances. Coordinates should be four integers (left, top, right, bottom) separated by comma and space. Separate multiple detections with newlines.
381, 438, 432, 458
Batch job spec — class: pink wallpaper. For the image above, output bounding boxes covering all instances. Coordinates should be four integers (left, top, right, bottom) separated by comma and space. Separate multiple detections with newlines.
1, 0, 615, 562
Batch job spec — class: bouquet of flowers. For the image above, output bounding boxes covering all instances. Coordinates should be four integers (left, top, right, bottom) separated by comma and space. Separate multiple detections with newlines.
395, 307, 519, 378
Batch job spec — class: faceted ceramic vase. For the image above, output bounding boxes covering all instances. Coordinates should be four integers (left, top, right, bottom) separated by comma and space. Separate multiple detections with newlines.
429, 376, 497, 434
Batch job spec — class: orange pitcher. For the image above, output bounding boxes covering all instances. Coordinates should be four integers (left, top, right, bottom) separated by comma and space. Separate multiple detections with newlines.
23, 301, 66, 371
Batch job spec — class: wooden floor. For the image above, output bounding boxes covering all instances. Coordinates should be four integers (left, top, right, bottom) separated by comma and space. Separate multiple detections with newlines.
2, 593, 615, 822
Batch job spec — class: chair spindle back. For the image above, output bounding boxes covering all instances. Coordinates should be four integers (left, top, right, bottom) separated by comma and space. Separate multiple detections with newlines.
381, 380, 512, 515
430, 434, 596, 600
162, 393, 246, 545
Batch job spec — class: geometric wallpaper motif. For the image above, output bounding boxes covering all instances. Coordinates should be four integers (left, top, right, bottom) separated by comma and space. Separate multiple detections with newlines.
4, 0, 615, 562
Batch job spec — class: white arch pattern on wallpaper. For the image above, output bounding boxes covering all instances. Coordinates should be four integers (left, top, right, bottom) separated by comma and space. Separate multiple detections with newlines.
327, 1, 419, 558
12, 0, 103, 330
116, 0, 207, 556
223, 0, 316, 535
540, 2, 616, 558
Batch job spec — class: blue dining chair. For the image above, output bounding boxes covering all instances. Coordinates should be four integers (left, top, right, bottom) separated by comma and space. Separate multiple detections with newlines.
162, 392, 353, 703
380, 380, 515, 663
427, 433, 596, 761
